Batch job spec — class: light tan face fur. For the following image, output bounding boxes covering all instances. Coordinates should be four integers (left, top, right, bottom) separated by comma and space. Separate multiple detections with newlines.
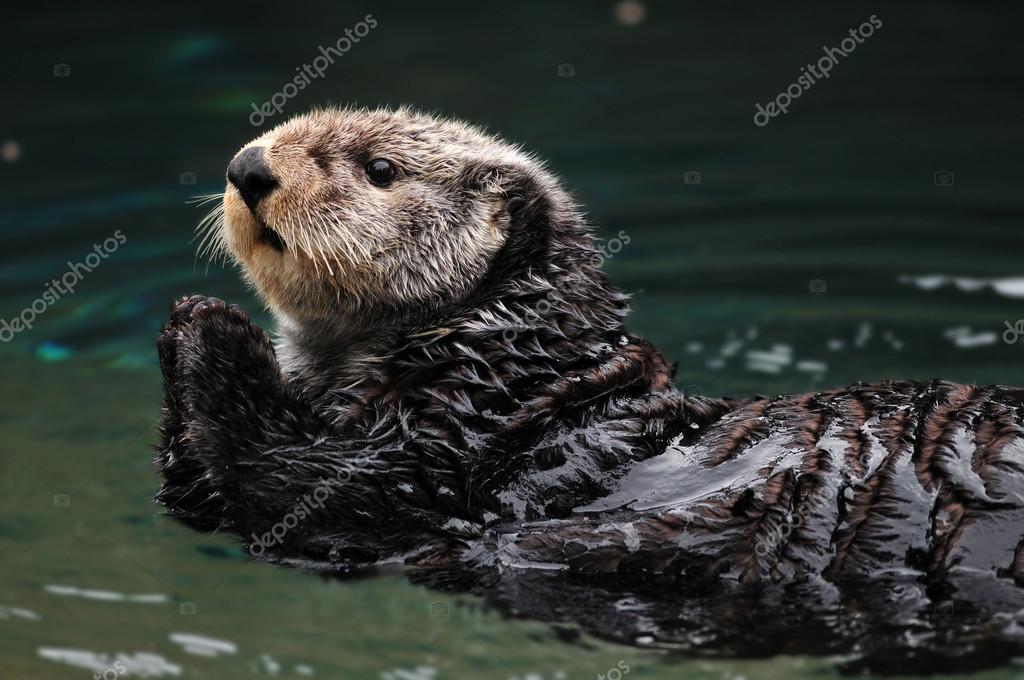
211, 107, 533, 325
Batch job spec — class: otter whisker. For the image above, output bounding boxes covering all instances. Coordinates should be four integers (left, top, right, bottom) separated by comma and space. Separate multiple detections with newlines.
301, 219, 334, 280
314, 236, 336, 277
325, 204, 374, 263
297, 213, 319, 259
187, 192, 225, 207
307, 215, 341, 279
314, 208, 348, 263
192, 203, 222, 239
286, 214, 321, 277
193, 205, 224, 247
310, 212, 349, 279
298, 219, 325, 277
202, 222, 227, 263
193, 202, 229, 272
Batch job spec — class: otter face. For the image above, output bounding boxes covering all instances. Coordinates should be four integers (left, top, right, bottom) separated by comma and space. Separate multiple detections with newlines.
208, 107, 540, 325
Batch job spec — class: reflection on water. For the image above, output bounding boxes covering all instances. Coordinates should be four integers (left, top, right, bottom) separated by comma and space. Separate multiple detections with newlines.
39, 647, 183, 677
0, 605, 40, 621
3, 0, 1024, 678
899, 274, 1024, 299
44, 584, 170, 604
168, 632, 237, 658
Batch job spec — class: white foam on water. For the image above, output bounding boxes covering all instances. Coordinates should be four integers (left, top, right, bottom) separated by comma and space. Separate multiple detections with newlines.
746, 349, 791, 365
992, 278, 1024, 298
745, 344, 792, 373
38, 647, 182, 677
261, 653, 282, 675
848, 321, 874, 348
943, 326, 998, 348
168, 632, 237, 657
900, 274, 1024, 299
720, 339, 744, 357
79, 590, 126, 601
0, 605, 40, 620
381, 666, 438, 680
44, 584, 169, 604
796, 360, 827, 373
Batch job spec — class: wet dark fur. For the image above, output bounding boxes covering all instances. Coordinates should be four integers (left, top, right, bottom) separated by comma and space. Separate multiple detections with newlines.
156, 164, 1024, 674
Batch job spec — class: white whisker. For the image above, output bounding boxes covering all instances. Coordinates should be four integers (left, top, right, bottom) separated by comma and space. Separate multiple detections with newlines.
187, 192, 225, 207
191, 198, 229, 273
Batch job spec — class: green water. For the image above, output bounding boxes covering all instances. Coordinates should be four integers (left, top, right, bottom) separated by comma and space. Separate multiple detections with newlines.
3, 2, 1024, 678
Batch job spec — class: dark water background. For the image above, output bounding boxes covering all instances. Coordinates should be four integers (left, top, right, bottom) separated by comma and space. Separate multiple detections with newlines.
2, 1, 1023, 678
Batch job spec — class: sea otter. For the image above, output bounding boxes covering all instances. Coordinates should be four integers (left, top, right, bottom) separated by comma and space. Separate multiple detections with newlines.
156, 107, 1024, 672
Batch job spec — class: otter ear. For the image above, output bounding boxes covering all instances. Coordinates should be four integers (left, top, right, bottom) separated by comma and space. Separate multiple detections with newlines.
459, 160, 542, 224
505, 194, 526, 215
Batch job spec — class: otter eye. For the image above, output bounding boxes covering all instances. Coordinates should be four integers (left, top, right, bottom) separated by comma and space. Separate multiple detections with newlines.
365, 158, 397, 186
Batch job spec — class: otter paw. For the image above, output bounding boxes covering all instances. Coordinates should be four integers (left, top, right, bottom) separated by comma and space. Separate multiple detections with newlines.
165, 296, 263, 364
170, 297, 280, 429
160, 296, 230, 383
158, 295, 270, 418
169, 294, 246, 327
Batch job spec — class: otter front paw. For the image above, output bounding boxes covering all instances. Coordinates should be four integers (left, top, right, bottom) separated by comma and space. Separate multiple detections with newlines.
155, 296, 230, 529
156, 296, 280, 527
154, 295, 329, 533
168, 294, 252, 329
158, 296, 240, 393
157, 295, 262, 432
165, 296, 287, 449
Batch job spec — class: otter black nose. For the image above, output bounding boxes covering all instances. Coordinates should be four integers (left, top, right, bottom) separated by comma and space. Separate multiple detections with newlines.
227, 146, 277, 211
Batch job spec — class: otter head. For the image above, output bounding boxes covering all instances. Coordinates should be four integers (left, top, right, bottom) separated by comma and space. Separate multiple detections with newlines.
208, 107, 569, 330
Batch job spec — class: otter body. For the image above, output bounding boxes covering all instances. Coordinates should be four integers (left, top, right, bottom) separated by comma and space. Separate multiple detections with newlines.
157, 108, 1024, 672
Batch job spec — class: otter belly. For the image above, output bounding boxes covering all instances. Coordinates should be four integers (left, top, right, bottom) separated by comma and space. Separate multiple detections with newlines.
487, 380, 1024, 587
455, 380, 1024, 673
